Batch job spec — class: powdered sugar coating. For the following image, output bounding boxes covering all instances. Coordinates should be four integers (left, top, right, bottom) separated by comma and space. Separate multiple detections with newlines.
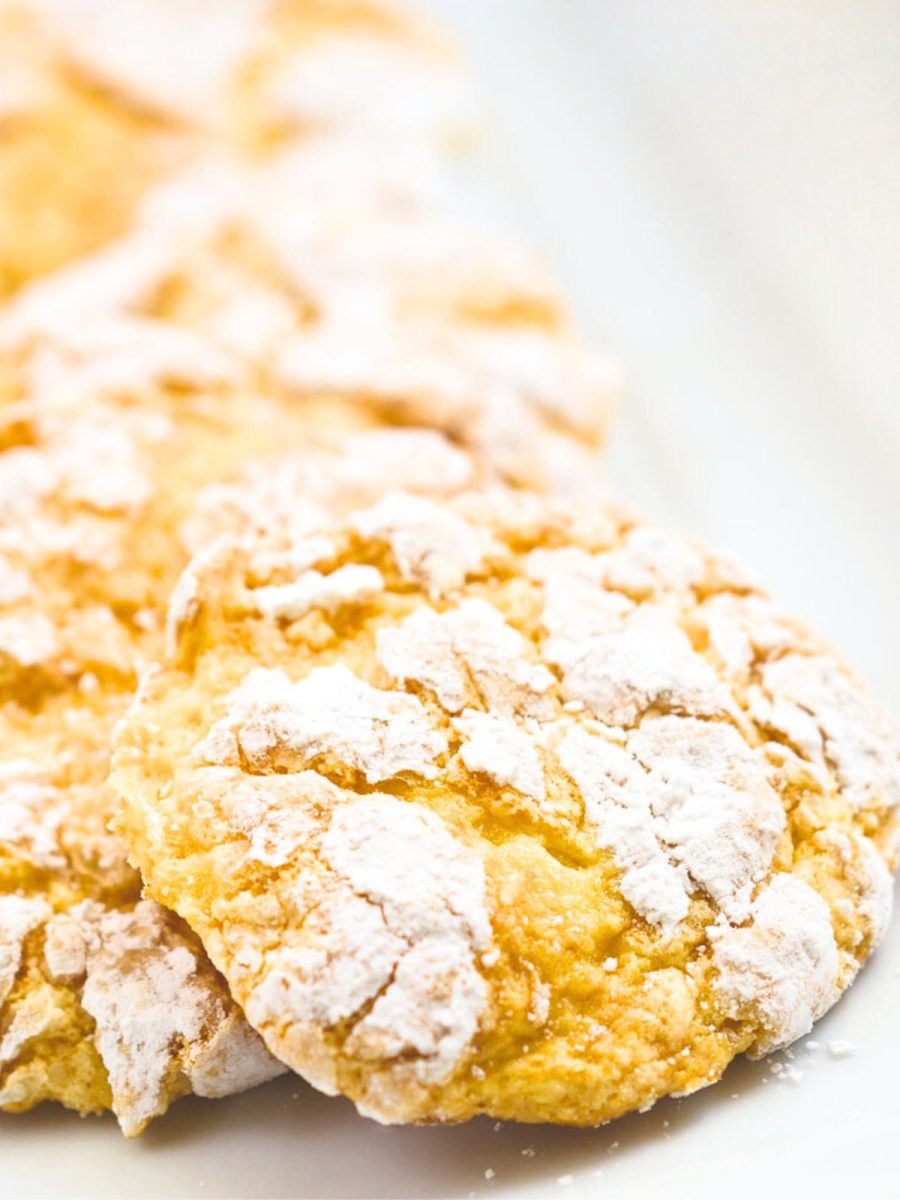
43, 407, 168, 510
452, 710, 547, 806
630, 717, 785, 922
754, 653, 900, 813
0, 896, 50, 1006
21, 0, 471, 139
319, 795, 489, 947
273, 318, 611, 493
557, 727, 691, 932
240, 789, 491, 1102
252, 565, 384, 623
193, 767, 320, 869
592, 525, 707, 598
42, 914, 87, 983
844, 832, 894, 945
263, 33, 473, 144
23, 0, 267, 126
180, 429, 477, 557
351, 492, 492, 597
0, 613, 60, 668
0, 756, 284, 1134
378, 599, 555, 717
196, 665, 447, 783
709, 874, 840, 1054
73, 899, 282, 1135
530, 546, 733, 725
0, 764, 66, 871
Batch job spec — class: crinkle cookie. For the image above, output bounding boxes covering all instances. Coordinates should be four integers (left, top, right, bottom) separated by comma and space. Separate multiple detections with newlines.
0, 0, 469, 293
113, 489, 899, 1126
1, 134, 616, 498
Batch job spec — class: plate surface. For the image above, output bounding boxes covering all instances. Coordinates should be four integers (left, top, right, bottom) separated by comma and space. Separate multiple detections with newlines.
4, 2, 899, 1196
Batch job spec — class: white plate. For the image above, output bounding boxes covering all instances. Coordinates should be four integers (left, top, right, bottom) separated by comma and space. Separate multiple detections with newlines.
3, 933, 900, 1200
5, 2, 899, 1195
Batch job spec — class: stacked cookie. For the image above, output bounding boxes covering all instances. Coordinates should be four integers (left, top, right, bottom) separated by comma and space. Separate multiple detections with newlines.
1, 0, 897, 1142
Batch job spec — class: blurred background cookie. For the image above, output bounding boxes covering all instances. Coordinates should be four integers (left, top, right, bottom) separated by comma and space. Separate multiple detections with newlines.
0, 0, 471, 296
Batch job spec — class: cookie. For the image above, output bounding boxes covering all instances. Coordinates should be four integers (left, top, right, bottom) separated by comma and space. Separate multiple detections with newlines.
0, 0, 469, 294
2, 140, 615, 498
112, 488, 899, 1126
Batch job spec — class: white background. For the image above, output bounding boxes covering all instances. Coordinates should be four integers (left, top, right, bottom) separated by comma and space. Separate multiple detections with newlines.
5, 2, 899, 1196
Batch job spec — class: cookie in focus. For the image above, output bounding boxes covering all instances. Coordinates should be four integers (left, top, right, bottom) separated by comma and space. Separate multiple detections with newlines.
112, 487, 899, 1125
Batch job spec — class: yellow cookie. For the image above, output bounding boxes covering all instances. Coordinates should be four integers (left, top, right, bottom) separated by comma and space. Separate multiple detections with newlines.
113, 488, 898, 1127
1, 135, 615, 498
0, 0, 469, 294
